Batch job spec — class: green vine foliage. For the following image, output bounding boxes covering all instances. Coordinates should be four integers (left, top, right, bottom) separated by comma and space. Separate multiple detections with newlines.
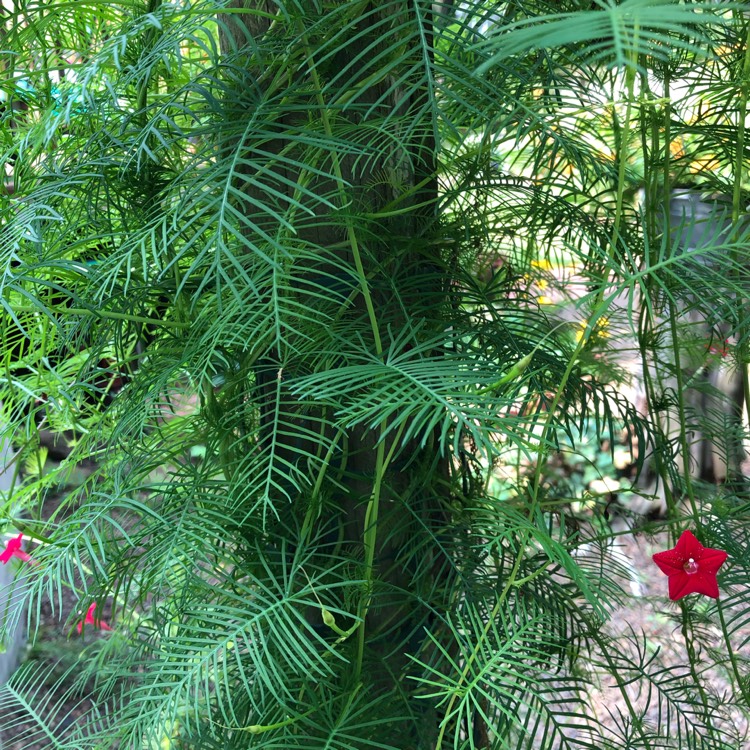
0, 0, 748, 747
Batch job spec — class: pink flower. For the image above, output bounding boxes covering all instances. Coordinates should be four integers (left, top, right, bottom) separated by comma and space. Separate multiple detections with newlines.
0, 533, 32, 564
652, 530, 727, 600
76, 603, 113, 634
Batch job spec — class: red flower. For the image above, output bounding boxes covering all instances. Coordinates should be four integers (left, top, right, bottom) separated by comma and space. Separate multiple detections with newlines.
708, 339, 730, 357
652, 530, 727, 601
0, 533, 32, 565
76, 603, 113, 634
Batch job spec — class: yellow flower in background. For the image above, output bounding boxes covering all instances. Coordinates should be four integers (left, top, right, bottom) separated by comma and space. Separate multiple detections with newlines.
531, 258, 553, 271
715, 45, 732, 57
669, 137, 685, 158
524, 266, 552, 304
574, 317, 610, 342
689, 156, 721, 174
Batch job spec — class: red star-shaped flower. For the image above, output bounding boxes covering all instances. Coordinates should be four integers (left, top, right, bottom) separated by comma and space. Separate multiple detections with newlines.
76, 603, 113, 634
652, 530, 727, 601
0, 533, 32, 564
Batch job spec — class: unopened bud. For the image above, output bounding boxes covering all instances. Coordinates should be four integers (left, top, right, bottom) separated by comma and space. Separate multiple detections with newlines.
322, 607, 336, 628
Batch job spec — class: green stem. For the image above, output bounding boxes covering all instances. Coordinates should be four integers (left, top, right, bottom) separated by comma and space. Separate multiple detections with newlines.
355, 438, 386, 678
136, 0, 162, 119
712, 25, 750, 714
666, 310, 699, 521
731, 28, 750, 440
717, 598, 750, 706
296, 19, 385, 680
300, 429, 343, 546
295, 22, 382, 356
10, 304, 189, 329
637, 306, 677, 515
433, 592, 504, 749
662, 63, 672, 250
608, 50, 638, 268
679, 606, 716, 733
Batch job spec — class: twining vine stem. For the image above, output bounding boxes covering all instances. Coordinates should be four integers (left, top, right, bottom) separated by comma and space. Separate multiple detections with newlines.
295, 18, 386, 682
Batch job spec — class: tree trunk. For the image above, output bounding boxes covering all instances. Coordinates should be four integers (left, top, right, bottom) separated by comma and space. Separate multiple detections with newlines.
219, 2, 445, 742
